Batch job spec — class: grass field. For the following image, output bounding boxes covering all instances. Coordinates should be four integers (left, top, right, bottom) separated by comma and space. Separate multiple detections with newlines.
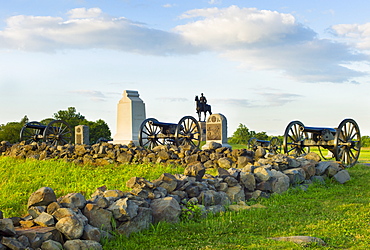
1, 147, 370, 249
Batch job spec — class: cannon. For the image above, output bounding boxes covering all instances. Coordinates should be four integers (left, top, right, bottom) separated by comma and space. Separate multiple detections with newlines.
138, 116, 201, 149
248, 137, 281, 154
283, 119, 361, 167
20, 120, 73, 146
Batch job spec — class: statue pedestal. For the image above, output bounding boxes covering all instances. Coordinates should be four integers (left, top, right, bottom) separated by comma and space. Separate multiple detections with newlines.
112, 90, 146, 145
199, 121, 206, 141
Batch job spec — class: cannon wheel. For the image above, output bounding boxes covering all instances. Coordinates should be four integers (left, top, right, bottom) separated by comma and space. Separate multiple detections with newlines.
269, 137, 281, 154
317, 146, 334, 160
247, 137, 258, 151
43, 120, 72, 146
20, 121, 44, 144
175, 116, 201, 148
138, 118, 164, 149
334, 119, 361, 167
283, 121, 310, 156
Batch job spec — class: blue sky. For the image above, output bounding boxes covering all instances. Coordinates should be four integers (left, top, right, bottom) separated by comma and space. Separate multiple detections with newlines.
1, 0, 370, 138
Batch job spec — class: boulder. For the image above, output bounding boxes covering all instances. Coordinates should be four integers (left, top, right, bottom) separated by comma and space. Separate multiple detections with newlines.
107, 198, 138, 222
116, 207, 153, 237
63, 239, 102, 250
83, 204, 113, 231
150, 197, 181, 224
55, 215, 84, 240
27, 187, 57, 208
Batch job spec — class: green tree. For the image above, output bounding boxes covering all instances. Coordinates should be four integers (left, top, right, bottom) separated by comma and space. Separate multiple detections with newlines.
229, 123, 270, 144
0, 115, 29, 143
53, 107, 85, 129
81, 119, 111, 144
228, 123, 251, 144
361, 136, 370, 147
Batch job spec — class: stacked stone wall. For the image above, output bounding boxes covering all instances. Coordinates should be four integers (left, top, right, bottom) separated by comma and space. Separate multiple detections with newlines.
0, 141, 351, 249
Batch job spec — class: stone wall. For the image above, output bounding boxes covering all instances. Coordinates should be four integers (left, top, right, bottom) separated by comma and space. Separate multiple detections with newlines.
0, 141, 351, 249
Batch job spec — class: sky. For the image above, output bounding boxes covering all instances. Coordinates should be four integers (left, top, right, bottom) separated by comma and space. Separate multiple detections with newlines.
1, 0, 370, 138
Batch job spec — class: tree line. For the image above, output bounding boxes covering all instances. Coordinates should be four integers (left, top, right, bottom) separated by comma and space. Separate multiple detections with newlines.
0, 107, 111, 144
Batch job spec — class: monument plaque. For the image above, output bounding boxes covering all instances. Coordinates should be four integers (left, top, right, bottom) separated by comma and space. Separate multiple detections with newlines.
75, 125, 89, 145
112, 90, 146, 145
202, 113, 231, 149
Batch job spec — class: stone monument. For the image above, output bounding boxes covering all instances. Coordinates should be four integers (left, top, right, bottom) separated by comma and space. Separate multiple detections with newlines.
75, 125, 89, 145
112, 90, 146, 145
202, 113, 231, 149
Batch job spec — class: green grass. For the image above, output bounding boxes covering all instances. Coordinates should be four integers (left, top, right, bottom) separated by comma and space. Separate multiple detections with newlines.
1, 148, 370, 249
0, 157, 185, 217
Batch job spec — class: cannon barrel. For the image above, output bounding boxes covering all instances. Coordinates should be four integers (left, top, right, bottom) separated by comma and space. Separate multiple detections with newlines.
25, 123, 47, 130
149, 120, 177, 128
299, 126, 336, 134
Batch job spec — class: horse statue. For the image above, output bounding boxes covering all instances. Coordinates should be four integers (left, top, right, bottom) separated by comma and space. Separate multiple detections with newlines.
195, 94, 212, 122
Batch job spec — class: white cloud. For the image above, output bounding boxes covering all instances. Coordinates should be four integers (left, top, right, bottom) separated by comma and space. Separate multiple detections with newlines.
175, 6, 309, 49
67, 8, 102, 18
331, 23, 370, 50
0, 8, 198, 54
0, 6, 367, 83
174, 6, 369, 83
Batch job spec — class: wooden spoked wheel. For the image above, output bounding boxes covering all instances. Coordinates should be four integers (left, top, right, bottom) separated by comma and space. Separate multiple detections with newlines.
175, 116, 201, 148
334, 119, 361, 167
247, 137, 258, 151
43, 120, 72, 146
283, 121, 310, 156
138, 118, 164, 149
20, 121, 44, 144
269, 137, 281, 154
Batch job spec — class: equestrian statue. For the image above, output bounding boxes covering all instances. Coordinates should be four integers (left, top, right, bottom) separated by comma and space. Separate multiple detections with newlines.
195, 93, 212, 122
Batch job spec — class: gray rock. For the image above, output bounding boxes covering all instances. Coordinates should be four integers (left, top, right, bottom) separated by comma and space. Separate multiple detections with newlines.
27, 187, 57, 208
55, 215, 84, 240
217, 157, 234, 169
41, 239, 63, 250
81, 224, 101, 242
254, 147, 266, 159
108, 198, 138, 222
0, 218, 16, 236
83, 204, 113, 231
184, 163, 205, 181
225, 184, 245, 203
28, 205, 46, 219
333, 170, 351, 184
224, 176, 238, 187
303, 152, 321, 162
34, 212, 55, 227
270, 170, 290, 194
52, 208, 76, 221
1, 237, 27, 250
150, 197, 181, 224
58, 193, 86, 209
126, 177, 154, 189
239, 172, 256, 191
63, 239, 102, 250
283, 168, 306, 184
116, 207, 153, 237
254, 166, 273, 182
316, 161, 332, 175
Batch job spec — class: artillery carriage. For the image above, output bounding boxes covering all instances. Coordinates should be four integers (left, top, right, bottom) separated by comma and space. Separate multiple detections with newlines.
248, 137, 281, 154
138, 116, 201, 149
283, 118, 361, 167
20, 120, 73, 146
